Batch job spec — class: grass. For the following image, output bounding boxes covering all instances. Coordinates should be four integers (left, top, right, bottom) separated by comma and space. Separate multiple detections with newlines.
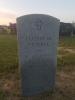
59, 36, 75, 48
0, 35, 18, 74
0, 34, 75, 100
0, 90, 6, 100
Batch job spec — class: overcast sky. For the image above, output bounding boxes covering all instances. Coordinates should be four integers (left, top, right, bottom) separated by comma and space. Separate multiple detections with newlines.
0, 0, 75, 25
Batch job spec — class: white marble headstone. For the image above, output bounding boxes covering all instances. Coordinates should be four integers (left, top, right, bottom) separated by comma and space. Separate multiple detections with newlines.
17, 14, 60, 96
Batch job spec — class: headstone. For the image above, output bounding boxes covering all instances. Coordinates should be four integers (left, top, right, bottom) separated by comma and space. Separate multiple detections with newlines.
17, 14, 60, 96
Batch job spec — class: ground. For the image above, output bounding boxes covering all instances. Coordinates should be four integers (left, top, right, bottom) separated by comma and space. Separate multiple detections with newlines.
0, 35, 75, 100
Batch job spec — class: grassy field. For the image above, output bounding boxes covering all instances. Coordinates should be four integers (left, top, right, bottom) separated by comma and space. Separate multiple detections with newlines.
0, 35, 75, 100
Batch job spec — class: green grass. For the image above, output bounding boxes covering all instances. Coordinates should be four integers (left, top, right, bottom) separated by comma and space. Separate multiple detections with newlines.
0, 90, 6, 100
0, 35, 18, 74
59, 36, 75, 48
0, 35, 75, 73
0, 35, 75, 100
58, 36, 75, 71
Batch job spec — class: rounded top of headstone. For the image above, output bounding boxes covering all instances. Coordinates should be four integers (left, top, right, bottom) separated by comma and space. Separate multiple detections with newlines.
17, 14, 60, 21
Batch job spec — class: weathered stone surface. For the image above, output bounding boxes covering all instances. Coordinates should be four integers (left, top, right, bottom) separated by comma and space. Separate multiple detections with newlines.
17, 14, 60, 96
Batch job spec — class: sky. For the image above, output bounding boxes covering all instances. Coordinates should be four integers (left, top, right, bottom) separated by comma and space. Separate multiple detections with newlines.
0, 0, 75, 25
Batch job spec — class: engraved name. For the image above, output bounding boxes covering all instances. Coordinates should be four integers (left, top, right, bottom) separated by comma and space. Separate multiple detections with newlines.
25, 36, 52, 46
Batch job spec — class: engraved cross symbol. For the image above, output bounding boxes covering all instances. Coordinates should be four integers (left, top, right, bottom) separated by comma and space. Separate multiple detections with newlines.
34, 19, 43, 31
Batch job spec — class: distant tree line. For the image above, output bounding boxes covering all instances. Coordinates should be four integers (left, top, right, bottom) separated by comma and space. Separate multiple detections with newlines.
0, 22, 75, 36
59, 22, 75, 36
0, 23, 16, 35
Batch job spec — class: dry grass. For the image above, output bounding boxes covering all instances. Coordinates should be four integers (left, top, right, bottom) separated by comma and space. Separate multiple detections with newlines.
1, 71, 75, 100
